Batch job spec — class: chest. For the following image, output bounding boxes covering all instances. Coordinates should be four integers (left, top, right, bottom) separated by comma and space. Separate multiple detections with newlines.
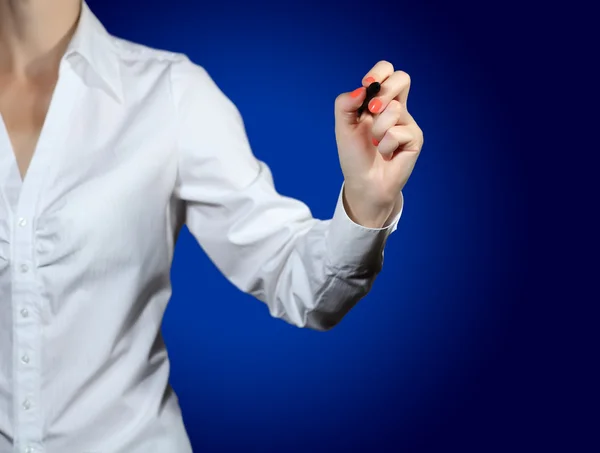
0, 75, 56, 180
0, 73, 181, 275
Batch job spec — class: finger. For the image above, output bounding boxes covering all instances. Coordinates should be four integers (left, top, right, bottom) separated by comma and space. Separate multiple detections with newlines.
370, 100, 412, 144
334, 86, 367, 126
365, 70, 411, 115
362, 60, 394, 86
377, 125, 419, 159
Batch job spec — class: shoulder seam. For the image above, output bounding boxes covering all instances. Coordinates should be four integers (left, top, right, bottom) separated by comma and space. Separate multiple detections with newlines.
110, 35, 186, 64
169, 52, 183, 191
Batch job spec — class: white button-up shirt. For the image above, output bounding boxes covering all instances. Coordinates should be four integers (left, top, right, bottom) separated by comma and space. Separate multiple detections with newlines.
0, 2, 402, 452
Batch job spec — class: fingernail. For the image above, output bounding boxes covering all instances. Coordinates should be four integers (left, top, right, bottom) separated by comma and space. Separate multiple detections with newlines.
364, 76, 376, 84
372, 137, 379, 146
350, 87, 363, 98
368, 98, 382, 113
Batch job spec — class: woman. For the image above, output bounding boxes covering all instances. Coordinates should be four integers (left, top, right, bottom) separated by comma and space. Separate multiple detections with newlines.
0, 0, 423, 452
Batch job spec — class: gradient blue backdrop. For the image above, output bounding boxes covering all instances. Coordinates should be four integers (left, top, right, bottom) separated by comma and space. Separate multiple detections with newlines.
85, 0, 548, 452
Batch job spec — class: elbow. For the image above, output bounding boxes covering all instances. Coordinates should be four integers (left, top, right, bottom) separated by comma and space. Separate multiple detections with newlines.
306, 316, 339, 332
278, 273, 374, 331
303, 281, 371, 331
303, 307, 351, 332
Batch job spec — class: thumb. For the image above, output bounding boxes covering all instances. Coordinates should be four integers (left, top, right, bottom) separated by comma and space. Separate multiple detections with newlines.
334, 87, 366, 127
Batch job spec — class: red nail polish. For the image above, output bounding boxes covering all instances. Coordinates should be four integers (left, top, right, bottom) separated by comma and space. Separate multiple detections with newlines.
372, 137, 379, 146
350, 87, 363, 98
364, 76, 376, 84
368, 98, 382, 113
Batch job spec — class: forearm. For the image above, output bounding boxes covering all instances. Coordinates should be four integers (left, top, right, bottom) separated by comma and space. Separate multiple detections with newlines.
260, 186, 402, 331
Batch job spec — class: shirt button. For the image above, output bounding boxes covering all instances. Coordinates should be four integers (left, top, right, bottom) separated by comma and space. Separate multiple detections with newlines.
21, 308, 29, 318
22, 399, 31, 410
20, 264, 29, 273
21, 355, 30, 364
18, 217, 27, 227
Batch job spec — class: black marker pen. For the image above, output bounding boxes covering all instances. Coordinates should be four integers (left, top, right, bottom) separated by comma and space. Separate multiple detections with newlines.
357, 81, 381, 117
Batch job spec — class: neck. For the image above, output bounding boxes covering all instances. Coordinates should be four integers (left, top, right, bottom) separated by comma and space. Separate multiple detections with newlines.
0, 0, 82, 77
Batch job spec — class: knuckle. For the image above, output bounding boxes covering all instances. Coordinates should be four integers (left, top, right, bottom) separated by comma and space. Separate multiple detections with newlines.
397, 70, 411, 87
370, 121, 385, 139
389, 127, 403, 141
411, 120, 423, 137
387, 99, 403, 115
378, 60, 394, 72
409, 123, 424, 147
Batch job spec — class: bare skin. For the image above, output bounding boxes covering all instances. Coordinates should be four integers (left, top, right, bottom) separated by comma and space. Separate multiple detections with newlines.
0, 0, 80, 180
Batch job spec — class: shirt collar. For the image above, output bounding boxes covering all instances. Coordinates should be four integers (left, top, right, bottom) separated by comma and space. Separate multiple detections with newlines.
65, 1, 123, 103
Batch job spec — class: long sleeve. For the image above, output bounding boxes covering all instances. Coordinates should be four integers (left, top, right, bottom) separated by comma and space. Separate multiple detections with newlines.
170, 57, 403, 331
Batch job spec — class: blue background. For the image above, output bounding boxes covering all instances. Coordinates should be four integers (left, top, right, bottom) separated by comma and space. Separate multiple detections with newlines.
87, 1, 586, 452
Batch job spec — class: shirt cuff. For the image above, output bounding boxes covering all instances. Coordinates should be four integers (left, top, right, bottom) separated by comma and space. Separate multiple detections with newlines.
325, 183, 403, 272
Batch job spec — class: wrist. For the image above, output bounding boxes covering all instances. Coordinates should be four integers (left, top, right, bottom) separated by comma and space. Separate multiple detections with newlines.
342, 186, 397, 229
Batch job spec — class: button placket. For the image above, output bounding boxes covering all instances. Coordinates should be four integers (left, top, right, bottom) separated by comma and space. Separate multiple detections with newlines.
12, 209, 43, 448
6, 53, 87, 453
